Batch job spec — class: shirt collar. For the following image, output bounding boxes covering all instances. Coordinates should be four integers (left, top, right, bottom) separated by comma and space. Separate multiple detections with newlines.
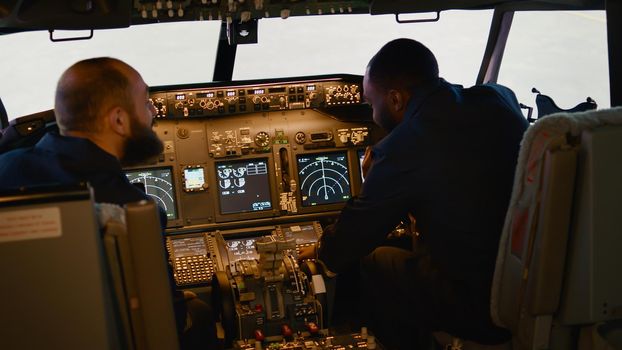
371, 78, 448, 156
36, 132, 122, 172
403, 78, 445, 121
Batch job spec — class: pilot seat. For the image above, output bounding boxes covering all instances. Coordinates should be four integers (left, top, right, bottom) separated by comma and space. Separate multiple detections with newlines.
0, 184, 124, 349
434, 106, 622, 350
490, 106, 622, 350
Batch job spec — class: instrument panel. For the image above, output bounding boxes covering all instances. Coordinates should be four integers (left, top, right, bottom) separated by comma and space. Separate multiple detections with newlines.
167, 222, 322, 287
167, 222, 386, 349
150, 76, 362, 120
148, 75, 383, 347
126, 74, 382, 230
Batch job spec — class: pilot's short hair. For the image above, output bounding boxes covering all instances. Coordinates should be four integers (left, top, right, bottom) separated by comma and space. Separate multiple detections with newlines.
367, 38, 439, 91
54, 57, 135, 133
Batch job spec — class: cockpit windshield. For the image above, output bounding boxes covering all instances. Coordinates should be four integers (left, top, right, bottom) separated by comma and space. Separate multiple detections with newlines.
0, 10, 609, 120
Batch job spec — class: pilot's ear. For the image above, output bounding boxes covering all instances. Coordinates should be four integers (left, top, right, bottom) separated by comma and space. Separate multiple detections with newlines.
388, 89, 407, 112
106, 107, 130, 136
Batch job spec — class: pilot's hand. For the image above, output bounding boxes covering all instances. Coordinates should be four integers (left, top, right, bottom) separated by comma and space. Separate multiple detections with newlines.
298, 244, 317, 261
362, 146, 373, 179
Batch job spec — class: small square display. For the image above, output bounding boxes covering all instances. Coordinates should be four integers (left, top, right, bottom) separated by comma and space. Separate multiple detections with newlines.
225, 237, 259, 262
183, 167, 205, 191
170, 236, 207, 258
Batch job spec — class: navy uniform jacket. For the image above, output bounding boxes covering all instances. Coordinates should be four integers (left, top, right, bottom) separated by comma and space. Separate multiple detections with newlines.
318, 78, 528, 288
0, 132, 151, 204
0, 132, 184, 331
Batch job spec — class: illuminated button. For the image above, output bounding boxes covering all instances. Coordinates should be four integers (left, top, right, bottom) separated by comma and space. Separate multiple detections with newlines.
255, 304, 263, 312
254, 329, 265, 341
281, 324, 293, 337
306, 322, 319, 334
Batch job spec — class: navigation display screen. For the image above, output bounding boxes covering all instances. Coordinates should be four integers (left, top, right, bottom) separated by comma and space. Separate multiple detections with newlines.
125, 167, 178, 220
225, 237, 259, 262
216, 158, 272, 214
297, 152, 351, 207
170, 236, 207, 258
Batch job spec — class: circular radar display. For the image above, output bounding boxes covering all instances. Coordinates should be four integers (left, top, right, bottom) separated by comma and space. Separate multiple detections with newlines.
297, 152, 351, 207
125, 167, 177, 220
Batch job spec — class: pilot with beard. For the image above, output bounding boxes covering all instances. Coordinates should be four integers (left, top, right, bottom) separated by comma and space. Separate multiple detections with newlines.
0, 57, 217, 350
0, 57, 163, 205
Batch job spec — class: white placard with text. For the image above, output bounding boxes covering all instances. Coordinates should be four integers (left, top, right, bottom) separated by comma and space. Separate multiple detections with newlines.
0, 207, 62, 243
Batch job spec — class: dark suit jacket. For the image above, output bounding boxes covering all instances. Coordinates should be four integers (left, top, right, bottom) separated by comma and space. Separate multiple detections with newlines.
318, 78, 528, 287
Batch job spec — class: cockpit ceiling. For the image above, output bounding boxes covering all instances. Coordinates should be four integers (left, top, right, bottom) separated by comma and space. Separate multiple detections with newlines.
0, 0, 606, 34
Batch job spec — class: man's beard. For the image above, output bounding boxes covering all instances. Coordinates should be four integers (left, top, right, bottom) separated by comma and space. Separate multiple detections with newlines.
375, 106, 399, 132
120, 116, 164, 166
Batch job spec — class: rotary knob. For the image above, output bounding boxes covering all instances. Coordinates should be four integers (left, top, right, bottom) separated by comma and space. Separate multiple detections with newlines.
254, 131, 271, 147
177, 128, 189, 139
294, 131, 306, 144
